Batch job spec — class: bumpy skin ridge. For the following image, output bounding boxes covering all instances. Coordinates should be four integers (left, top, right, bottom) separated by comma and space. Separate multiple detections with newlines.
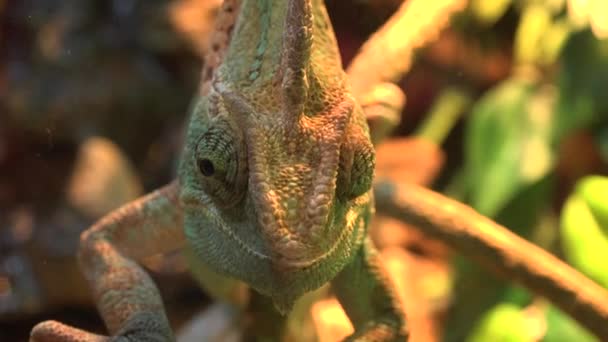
30, 1, 407, 341
200, 0, 240, 95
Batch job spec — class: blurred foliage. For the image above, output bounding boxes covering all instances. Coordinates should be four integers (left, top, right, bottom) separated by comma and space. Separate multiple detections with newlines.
2, 0, 608, 341
466, 303, 531, 342
464, 75, 553, 217
555, 30, 608, 139
434, 0, 608, 341
543, 305, 597, 342
469, 0, 511, 25
560, 176, 608, 287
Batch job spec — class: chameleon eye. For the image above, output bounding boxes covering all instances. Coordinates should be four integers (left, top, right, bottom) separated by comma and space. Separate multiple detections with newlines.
336, 129, 375, 200
194, 120, 247, 206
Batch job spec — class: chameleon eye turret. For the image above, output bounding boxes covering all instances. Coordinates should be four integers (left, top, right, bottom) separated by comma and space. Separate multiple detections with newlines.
337, 126, 376, 200
31, 1, 408, 340
194, 120, 247, 206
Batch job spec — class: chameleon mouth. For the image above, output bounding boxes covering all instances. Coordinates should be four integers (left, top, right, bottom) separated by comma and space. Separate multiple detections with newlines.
272, 214, 357, 269
182, 188, 369, 310
181, 189, 369, 271
181, 191, 271, 262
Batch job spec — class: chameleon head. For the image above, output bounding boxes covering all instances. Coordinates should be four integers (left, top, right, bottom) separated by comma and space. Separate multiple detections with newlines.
179, 0, 375, 313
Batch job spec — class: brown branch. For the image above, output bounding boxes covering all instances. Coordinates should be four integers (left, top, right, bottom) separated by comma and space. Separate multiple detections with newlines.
347, 0, 468, 98
373, 181, 608, 340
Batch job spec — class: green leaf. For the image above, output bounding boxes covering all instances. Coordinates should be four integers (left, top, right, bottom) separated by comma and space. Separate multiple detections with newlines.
554, 30, 608, 141
560, 190, 608, 288
539, 18, 573, 65
543, 305, 597, 342
470, 0, 512, 26
515, 4, 552, 65
466, 303, 529, 342
465, 77, 555, 217
576, 176, 608, 236
493, 175, 553, 237
596, 127, 608, 165
444, 256, 509, 342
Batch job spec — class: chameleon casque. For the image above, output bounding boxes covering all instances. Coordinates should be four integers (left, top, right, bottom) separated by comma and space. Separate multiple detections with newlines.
31, 0, 408, 340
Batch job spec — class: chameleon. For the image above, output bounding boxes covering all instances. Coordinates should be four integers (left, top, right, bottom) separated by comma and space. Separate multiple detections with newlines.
30, 0, 408, 341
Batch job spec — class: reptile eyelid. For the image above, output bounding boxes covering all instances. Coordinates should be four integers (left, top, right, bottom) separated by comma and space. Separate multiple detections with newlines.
194, 121, 247, 207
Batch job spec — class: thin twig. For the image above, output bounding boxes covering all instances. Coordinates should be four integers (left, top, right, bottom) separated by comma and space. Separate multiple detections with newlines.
373, 181, 608, 340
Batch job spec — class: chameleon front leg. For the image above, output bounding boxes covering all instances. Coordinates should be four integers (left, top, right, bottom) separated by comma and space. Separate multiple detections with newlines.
332, 238, 408, 342
31, 182, 186, 342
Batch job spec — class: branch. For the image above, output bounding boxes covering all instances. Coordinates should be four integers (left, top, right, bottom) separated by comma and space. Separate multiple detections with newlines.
347, 0, 468, 98
373, 181, 608, 340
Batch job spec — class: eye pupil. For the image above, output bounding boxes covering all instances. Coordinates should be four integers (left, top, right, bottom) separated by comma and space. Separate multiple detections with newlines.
198, 158, 215, 176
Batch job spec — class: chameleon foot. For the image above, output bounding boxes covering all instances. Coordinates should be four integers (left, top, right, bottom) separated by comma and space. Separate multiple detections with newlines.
30, 320, 109, 342
31, 316, 174, 342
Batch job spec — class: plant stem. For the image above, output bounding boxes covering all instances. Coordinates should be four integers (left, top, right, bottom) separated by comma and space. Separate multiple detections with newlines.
347, 0, 468, 99
415, 87, 471, 145
373, 181, 608, 341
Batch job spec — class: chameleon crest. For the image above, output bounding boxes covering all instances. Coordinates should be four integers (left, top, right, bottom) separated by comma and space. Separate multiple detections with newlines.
180, 0, 375, 311
30, 1, 407, 340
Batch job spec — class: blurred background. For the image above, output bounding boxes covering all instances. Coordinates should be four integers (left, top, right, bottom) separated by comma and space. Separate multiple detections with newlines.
1, 0, 608, 341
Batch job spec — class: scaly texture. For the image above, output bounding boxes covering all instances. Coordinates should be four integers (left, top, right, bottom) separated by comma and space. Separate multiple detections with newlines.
31, 182, 185, 341
31, 1, 407, 341
179, 0, 385, 315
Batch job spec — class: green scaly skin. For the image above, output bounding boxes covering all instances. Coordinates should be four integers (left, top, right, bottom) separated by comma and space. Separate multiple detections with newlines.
30, 1, 408, 341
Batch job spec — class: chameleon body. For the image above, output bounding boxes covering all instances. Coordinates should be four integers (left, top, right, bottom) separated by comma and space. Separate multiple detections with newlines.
31, 0, 407, 341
